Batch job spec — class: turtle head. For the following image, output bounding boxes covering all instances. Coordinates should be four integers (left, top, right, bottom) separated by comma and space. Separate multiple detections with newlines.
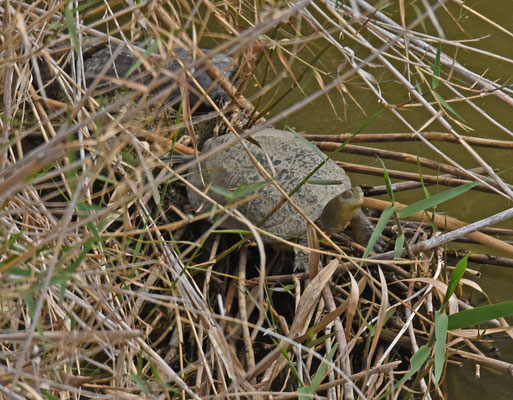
316, 186, 364, 235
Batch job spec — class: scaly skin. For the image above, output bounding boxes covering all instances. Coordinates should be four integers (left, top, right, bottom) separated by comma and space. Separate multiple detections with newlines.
316, 186, 364, 235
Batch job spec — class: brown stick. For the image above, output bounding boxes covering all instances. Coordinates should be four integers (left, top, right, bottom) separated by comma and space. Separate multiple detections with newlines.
319, 141, 513, 193
340, 162, 494, 194
142, 132, 195, 155
449, 348, 513, 376
478, 227, 513, 236
363, 197, 513, 257
0, 330, 141, 343
380, 220, 513, 237
449, 251, 513, 269
318, 142, 479, 180
304, 132, 513, 150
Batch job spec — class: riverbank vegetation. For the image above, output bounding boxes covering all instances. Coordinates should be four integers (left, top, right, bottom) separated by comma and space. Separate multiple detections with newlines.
2, 1, 513, 398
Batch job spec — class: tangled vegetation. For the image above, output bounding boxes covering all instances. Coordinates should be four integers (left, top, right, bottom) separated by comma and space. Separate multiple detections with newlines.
2, 1, 513, 399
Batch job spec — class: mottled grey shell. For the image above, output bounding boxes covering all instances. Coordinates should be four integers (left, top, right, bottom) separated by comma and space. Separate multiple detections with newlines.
84, 45, 236, 107
186, 128, 352, 240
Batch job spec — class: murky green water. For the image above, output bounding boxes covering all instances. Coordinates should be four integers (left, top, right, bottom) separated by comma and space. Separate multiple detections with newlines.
247, 1, 513, 398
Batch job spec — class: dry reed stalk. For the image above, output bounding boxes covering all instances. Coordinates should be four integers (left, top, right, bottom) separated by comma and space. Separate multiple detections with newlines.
365, 197, 513, 256
2, 0, 513, 398
449, 251, 513, 269
305, 132, 513, 149
340, 162, 494, 194
318, 141, 509, 191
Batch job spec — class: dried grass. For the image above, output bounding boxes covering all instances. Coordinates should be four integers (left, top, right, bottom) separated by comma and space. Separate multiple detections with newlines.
1, 1, 513, 399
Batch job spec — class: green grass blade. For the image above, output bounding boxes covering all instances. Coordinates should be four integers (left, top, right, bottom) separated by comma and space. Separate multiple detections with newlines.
388, 345, 430, 395
304, 332, 336, 348
379, 157, 395, 204
23, 293, 36, 319
363, 205, 396, 258
443, 254, 468, 308
308, 178, 346, 185
397, 181, 478, 219
132, 231, 146, 264
65, 237, 95, 275
280, 347, 303, 385
448, 301, 513, 330
434, 311, 448, 384
433, 91, 464, 120
210, 180, 270, 203
393, 233, 405, 259
64, 1, 79, 54
298, 344, 338, 399
126, 41, 158, 78
75, 0, 102, 12
41, 391, 60, 400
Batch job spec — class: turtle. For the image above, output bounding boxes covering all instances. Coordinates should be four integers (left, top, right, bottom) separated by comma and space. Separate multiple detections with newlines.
36, 38, 236, 109
83, 45, 236, 109
186, 128, 380, 265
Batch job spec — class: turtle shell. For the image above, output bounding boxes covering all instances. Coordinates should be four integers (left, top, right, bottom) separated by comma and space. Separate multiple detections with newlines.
83, 46, 235, 109
186, 128, 352, 240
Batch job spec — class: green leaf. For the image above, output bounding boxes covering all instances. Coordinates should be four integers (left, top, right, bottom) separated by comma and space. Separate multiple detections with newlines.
433, 91, 464, 120
308, 178, 346, 185
304, 332, 336, 348
448, 301, 513, 330
298, 344, 338, 399
150, 360, 165, 388
392, 345, 430, 391
65, 237, 95, 275
212, 229, 251, 235
434, 311, 448, 384
432, 43, 441, 89
126, 41, 158, 78
75, 0, 103, 12
29, 273, 68, 293
7, 231, 23, 249
397, 181, 478, 219
75, 202, 106, 239
208, 185, 233, 199
128, 374, 151, 395
132, 223, 146, 264
210, 180, 270, 203
443, 254, 469, 308
41, 391, 60, 400
24, 293, 36, 319
4, 266, 31, 277
379, 157, 395, 204
393, 233, 405, 259
279, 346, 303, 385
416, 158, 432, 199
309, 343, 338, 391
363, 205, 396, 259
64, 2, 79, 55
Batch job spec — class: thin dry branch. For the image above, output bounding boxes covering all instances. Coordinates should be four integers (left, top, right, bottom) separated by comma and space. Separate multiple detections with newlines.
365, 197, 513, 257
2, 0, 513, 398
305, 132, 513, 150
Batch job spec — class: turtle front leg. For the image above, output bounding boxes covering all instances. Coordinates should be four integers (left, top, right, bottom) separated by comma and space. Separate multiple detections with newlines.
294, 245, 319, 272
293, 245, 310, 272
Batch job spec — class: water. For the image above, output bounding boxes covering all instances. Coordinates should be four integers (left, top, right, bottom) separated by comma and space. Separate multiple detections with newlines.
246, 1, 513, 398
